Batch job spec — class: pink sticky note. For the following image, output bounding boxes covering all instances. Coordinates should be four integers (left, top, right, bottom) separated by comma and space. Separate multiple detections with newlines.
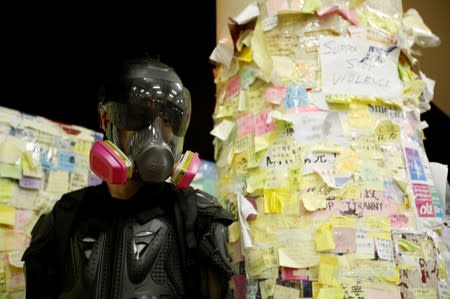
254, 109, 275, 136
236, 112, 255, 136
265, 86, 286, 105
226, 76, 240, 100
281, 267, 308, 281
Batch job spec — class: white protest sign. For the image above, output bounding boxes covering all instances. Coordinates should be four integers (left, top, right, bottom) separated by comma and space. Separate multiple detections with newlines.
319, 37, 403, 102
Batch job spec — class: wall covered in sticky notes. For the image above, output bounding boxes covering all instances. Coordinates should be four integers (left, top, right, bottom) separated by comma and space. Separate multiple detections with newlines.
0, 106, 103, 297
212, 1, 449, 298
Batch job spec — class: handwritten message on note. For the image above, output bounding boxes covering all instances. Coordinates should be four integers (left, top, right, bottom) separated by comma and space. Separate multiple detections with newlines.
319, 37, 403, 101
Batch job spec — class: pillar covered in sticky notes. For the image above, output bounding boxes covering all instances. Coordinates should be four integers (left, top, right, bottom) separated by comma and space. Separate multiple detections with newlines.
212, 1, 447, 298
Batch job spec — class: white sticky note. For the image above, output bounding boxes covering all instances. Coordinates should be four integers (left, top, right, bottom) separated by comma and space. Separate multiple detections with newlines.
319, 37, 403, 102
210, 119, 235, 141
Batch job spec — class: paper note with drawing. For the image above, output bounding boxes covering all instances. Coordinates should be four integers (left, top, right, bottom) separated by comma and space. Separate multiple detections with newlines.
320, 37, 403, 102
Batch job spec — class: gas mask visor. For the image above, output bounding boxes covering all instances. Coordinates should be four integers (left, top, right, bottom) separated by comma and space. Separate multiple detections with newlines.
102, 78, 192, 183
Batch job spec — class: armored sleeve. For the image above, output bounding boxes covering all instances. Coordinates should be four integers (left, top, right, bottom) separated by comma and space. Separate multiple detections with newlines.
22, 212, 59, 299
190, 189, 234, 298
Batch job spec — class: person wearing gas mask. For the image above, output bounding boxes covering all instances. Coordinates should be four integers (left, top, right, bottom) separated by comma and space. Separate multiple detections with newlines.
22, 57, 233, 298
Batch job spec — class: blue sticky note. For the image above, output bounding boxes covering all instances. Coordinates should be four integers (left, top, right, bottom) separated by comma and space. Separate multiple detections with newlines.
285, 85, 308, 109
57, 151, 76, 172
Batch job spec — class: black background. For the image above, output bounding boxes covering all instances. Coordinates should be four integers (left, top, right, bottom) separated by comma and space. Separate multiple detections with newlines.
1, 3, 218, 161
1, 3, 449, 173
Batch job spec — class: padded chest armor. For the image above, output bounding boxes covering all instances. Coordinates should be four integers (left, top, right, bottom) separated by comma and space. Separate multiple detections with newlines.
22, 183, 234, 299
60, 214, 184, 299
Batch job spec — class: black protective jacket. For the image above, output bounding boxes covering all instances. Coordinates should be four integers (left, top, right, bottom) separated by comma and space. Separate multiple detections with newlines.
22, 182, 233, 299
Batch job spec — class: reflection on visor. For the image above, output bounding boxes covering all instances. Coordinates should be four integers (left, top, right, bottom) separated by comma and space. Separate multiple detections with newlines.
106, 99, 188, 136
102, 78, 191, 137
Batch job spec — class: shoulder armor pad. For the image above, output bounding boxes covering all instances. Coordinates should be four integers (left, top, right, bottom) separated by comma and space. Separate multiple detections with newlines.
22, 213, 55, 260
54, 188, 87, 211
189, 188, 221, 209
186, 188, 233, 225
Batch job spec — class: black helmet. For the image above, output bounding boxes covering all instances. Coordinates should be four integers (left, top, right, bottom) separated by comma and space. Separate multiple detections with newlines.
98, 58, 192, 182
99, 57, 191, 138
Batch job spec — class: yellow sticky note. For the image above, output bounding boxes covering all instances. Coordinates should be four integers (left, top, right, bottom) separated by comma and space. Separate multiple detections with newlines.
361, 216, 391, 231
210, 119, 235, 141
247, 146, 264, 169
364, 285, 401, 299
348, 104, 372, 129
22, 151, 39, 169
22, 156, 44, 179
238, 46, 253, 63
0, 178, 15, 203
73, 140, 93, 156
278, 241, 320, 268
250, 20, 273, 81
410, 288, 436, 299
247, 80, 269, 113
0, 205, 15, 226
397, 62, 416, 82
245, 253, 267, 278
300, 173, 323, 190
228, 221, 240, 243
393, 176, 408, 192
8, 250, 24, 268
238, 89, 248, 112
312, 281, 321, 299
273, 284, 300, 299
317, 287, 344, 299
45, 170, 69, 194
272, 56, 298, 82
263, 189, 283, 213
0, 229, 26, 251
245, 247, 278, 279
231, 152, 248, 176
335, 182, 361, 200
246, 169, 267, 194
315, 223, 335, 251
0, 163, 22, 180
255, 132, 276, 152
361, 6, 400, 35
301, 0, 323, 14
438, 258, 447, 280
302, 191, 326, 211
335, 151, 360, 173
374, 119, 400, 144
259, 278, 276, 298
0, 137, 24, 164
318, 255, 339, 286
403, 79, 425, 102
214, 101, 237, 119
352, 260, 400, 284
397, 239, 421, 252
362, 216, 392, 240
235, 134, 253, 154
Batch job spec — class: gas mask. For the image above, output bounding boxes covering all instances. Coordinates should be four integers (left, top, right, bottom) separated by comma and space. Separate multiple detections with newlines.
89, 58, 200, 188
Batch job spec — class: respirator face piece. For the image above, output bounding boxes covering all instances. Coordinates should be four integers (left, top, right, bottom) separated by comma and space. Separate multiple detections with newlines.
112, 116, 184, 183
89, 59, 199, 187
